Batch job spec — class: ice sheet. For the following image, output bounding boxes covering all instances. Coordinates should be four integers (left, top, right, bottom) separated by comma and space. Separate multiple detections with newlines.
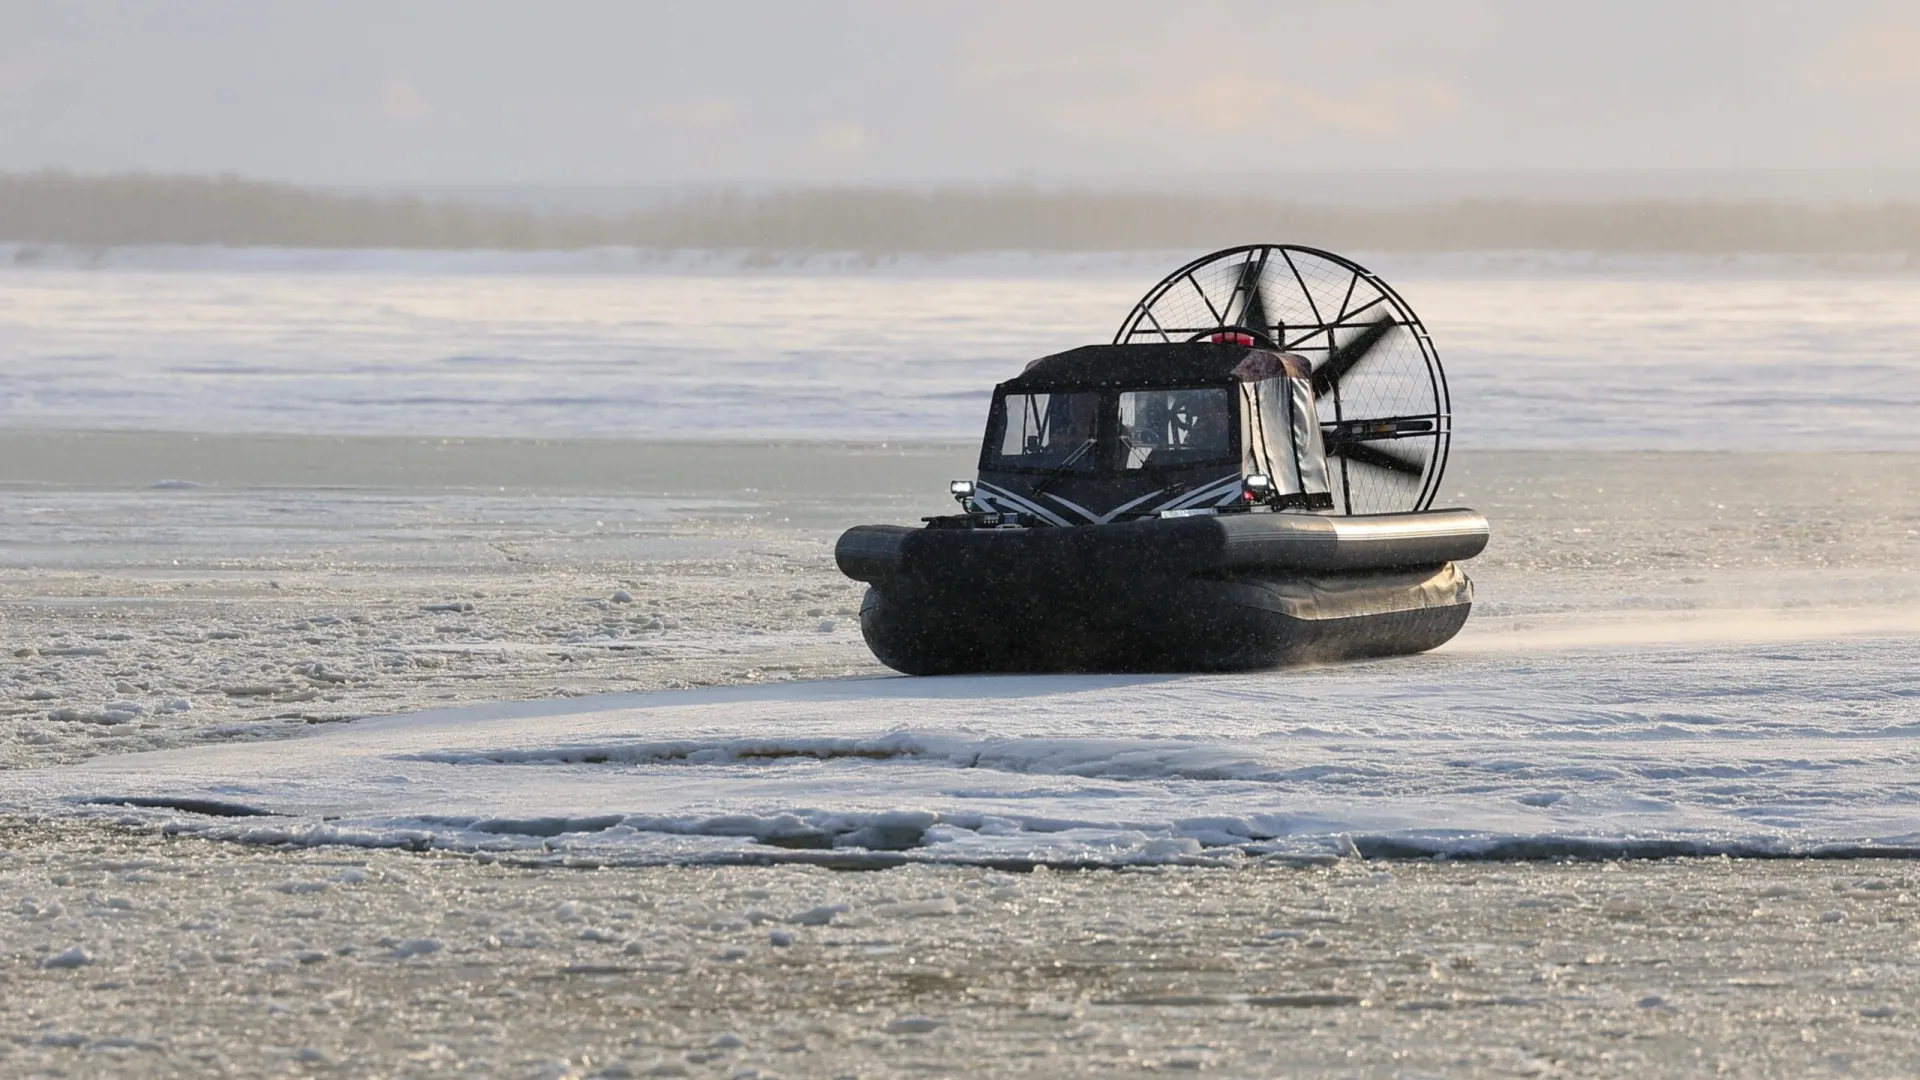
3, 248, 1917, 448
5, 253, 1918, 868
18, 635, 1920, 865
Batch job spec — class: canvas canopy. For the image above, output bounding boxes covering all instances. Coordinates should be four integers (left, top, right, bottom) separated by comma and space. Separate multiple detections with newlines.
993, 343, 1331, 512
1232, 350, 1333, 511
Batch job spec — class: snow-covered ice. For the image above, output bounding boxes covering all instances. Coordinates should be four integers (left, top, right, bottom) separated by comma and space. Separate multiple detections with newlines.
16, 634, 1920, 864
3, 252, 1918, 867
3, 251, 1920, 1074
4, 431, 1917, 864
9, 817, 1916, 1077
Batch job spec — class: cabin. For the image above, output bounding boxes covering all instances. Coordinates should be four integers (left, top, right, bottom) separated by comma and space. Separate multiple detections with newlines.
955, 341, 1332, 527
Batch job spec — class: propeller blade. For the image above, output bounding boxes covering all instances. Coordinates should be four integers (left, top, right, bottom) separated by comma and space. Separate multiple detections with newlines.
1326, 437, 1424, 477
1235, 255, 1269, 339
1312, 315, 1395, 397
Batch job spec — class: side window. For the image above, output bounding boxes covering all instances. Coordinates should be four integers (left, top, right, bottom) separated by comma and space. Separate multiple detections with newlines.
1117, 388, 1232, 469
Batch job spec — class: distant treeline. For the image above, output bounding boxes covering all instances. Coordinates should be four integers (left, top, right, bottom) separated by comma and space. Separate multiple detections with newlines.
5, 170, 1920, 254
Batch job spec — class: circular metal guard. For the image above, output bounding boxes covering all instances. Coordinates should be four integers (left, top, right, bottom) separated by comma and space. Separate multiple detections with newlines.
1114, 244, 1451, 515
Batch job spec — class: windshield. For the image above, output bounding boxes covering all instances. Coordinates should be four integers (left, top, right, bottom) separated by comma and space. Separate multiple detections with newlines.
984, 386, 1234, 474
988, 391, 1103, 473
1116, 387, 1234, 470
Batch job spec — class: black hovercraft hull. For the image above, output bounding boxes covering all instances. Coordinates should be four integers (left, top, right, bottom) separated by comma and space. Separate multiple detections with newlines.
837, 509, 1488, 674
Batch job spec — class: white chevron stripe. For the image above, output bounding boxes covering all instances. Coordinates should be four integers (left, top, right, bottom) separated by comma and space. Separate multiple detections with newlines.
977, 476, 1245, 525
973, 481, 1071, 526
1039, 493, 1098, 523
976, 492, 1034, 522
1158, 475, 1242, 512
975, 490, 1042, 522
1102, 487, 1177, 522
1038, 486, 1170, 525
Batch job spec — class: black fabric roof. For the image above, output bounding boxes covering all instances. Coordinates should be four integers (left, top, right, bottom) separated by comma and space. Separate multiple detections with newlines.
1001, 343, 1253, 390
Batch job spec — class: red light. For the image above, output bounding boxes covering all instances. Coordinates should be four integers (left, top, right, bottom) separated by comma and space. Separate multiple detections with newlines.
1210, 332, 1256, 346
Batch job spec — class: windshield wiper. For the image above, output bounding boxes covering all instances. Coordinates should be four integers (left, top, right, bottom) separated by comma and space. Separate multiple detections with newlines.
1028, 438, 1098, 500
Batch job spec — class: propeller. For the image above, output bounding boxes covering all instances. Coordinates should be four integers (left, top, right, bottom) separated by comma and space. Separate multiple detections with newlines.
1314, 314, 1425, 478
1311, 314, 1395, 398
1323, 434, 1424, 476
1234, 254, 1269, 340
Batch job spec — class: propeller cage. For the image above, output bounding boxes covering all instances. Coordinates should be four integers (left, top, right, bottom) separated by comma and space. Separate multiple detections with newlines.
1114, 245, 1451, 516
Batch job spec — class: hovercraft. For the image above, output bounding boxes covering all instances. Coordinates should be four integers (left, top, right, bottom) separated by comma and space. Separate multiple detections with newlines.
837, 245, 1489, 674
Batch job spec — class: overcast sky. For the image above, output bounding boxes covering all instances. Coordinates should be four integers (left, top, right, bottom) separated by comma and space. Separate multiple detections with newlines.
3, 1, 1918, 189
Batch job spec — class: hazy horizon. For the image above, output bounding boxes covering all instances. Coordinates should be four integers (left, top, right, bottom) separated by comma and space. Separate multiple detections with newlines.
362, 168, 1920, 211
4, 1, 1919, 190
10, 171, 1920, 253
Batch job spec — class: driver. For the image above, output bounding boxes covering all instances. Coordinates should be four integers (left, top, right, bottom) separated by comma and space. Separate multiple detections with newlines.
1184, 402, 1231, 452
1050, 394, 1100, 452
1168, 391, 1230, 453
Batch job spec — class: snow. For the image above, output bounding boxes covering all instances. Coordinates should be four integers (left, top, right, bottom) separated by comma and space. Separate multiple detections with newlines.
388, 938, 443, 959
3, 250, 1918, 869
13, 632, 1920, 865
4, 430, 1917, 867
4, 248, 1918, 1075
5, 818, 1917, 1075
39, 946, 91, 969
2, 249, 1917, 448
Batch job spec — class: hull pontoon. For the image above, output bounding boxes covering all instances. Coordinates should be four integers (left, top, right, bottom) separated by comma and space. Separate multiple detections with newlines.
841, 509, 1487, 673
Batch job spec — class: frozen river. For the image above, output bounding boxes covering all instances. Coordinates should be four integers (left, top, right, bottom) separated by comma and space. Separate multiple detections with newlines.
2, 249, 1919, 865
4, 430, 1917, 864
3, 246, 1918, 448
4, 251, 1920, 1073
